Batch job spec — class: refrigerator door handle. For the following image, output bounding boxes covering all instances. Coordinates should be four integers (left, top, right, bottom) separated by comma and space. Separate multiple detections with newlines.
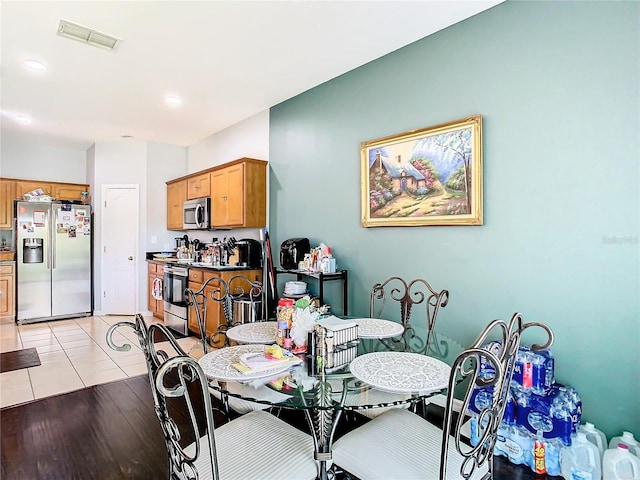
46, 209, 52, 270
51, 208, 56, 269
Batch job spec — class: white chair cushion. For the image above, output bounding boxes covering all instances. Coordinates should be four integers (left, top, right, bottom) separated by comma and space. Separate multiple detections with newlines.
333, 408, 488, 480
187, 410, 317, 480
339, 387, 412, 419
330, 380, 445, 419
209, 381, 290, 414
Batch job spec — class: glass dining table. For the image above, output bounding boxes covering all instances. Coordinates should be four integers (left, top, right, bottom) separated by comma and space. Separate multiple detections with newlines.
198, 319, 464, 480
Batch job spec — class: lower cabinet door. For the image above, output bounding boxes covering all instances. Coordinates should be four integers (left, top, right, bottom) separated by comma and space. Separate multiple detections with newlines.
0, 274, 14, 319
187, 282, 203, 334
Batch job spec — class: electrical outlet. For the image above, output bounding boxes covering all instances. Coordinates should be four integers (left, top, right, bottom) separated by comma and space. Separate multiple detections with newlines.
151, 236, 157, 244
163, 243, 171, 250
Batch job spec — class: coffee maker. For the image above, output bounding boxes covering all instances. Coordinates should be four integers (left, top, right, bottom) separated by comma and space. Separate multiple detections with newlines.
236, 239, 263, 268
280, 238, 310, 270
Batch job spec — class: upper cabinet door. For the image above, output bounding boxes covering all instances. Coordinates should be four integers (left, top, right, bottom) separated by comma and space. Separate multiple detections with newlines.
167, 180, 187, 230
53, 184, 86, 201
15, 180, 54, 197
225, 164, 245, 226
210, 169, 228, 227
187, 173, 211, 200
0, 180, 15, 229
211, 159, 266, 228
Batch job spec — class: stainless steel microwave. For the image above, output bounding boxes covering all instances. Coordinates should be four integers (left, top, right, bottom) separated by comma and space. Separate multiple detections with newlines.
183, 197, 210, 230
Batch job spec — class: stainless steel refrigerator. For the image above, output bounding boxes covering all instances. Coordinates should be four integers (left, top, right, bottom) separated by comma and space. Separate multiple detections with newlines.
16, 201, 92, 323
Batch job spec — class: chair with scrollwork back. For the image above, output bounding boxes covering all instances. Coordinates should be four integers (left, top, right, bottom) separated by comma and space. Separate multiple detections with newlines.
184, 276, 286, 416
106, 314, 317, 480
185, 274, 264, 354
343, 277, 449, 419
370, 276, 450, 356
333, 313, 554, 480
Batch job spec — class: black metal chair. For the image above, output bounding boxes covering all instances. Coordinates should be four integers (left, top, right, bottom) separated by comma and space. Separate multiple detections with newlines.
185, 277, 288, 417
106, 314, 317, 480
370, 276, 449, 355
347, 276, 450, 420
332, 313, 554, 480
185, 274, 264, 354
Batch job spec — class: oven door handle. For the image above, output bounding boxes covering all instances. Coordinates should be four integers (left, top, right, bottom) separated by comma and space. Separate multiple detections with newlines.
163, 275, 168, 301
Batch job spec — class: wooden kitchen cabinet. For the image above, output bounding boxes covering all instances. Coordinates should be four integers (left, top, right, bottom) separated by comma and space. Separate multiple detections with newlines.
14, 179, 88, 202
187, 269, 204, 334
0, 263, 15, 322
211, 158, 267, 228
147, 262, 165, 319
187, 268, 262, 347
2, 178, 89, 230
166, 180, 187, 230
187, 173, 211, 200
0, 180, 15, 229
15, 180, 54, 197
52, 183, 86, 202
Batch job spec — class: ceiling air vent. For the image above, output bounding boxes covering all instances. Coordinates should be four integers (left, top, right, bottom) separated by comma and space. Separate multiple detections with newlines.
57, 20, 120, 51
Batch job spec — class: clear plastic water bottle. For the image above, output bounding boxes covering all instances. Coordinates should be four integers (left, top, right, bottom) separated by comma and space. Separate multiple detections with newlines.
512, 348, 534, 393
603, 444, 640, 480
609, 432, 640, 457
579, 422, 607, 459
513, 388, 532, 431
508, 424, 535, 467
551, 394, 574, 446
544, 437, 564, 477
479, 341, 502, 380
531, 349, 555, 395
561, 431, 602, 480
567, 388, 583, 433
469, 385, 493, 446
503, 393, 516, 426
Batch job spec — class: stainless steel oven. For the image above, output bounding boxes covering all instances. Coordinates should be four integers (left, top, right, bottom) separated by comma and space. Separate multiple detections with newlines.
163, 265, 189, 335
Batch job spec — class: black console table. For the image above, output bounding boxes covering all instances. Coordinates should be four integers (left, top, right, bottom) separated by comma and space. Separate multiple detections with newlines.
274, 268, 348, 316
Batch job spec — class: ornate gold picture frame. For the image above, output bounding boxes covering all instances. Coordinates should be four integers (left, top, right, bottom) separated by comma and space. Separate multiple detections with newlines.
361, 115, 483, 227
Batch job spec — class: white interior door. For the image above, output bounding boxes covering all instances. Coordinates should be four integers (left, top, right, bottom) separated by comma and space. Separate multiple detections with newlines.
101, 185, 139, 314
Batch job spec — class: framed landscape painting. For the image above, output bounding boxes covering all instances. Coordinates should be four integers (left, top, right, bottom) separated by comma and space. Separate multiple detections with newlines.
361, 115, 483, 227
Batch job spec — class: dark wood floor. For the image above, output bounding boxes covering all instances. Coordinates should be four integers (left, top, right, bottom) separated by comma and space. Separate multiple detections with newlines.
1, 375, 561, 479
0, 348, 41, 373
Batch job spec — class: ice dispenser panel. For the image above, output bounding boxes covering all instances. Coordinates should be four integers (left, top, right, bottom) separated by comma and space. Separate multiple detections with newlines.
23, 238, 43, 263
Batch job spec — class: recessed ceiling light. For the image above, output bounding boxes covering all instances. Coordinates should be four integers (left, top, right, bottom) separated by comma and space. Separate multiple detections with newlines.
24, 59, 46, 71
16, 115, 32, 125
165, 95, 182, 107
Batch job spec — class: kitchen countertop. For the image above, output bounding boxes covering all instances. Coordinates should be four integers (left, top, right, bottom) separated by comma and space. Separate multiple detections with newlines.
146, 259, 259, 272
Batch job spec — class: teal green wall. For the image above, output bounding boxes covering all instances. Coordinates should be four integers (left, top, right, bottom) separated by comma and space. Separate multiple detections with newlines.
269, 1, 639, 438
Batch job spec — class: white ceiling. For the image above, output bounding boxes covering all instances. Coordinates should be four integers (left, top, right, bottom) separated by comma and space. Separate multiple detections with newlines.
1, 1, 503, 151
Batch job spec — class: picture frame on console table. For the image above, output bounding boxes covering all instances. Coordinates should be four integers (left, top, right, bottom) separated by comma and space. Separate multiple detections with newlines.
361, 114, 483, 227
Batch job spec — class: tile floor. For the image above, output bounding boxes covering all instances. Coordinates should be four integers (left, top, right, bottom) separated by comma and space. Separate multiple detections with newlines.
0, 315, 200, 409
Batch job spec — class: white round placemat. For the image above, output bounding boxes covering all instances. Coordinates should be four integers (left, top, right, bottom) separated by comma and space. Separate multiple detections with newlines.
353, 318, 404, 339
226, 322, 277, 344
349, 351, 450, 394
198, 344, 292, 382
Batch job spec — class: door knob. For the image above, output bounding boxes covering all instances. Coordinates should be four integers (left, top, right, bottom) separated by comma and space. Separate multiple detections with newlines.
128, 256, 134, 260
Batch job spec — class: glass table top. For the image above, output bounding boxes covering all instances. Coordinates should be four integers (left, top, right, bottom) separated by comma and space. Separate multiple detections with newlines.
199, 330, 464, 411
